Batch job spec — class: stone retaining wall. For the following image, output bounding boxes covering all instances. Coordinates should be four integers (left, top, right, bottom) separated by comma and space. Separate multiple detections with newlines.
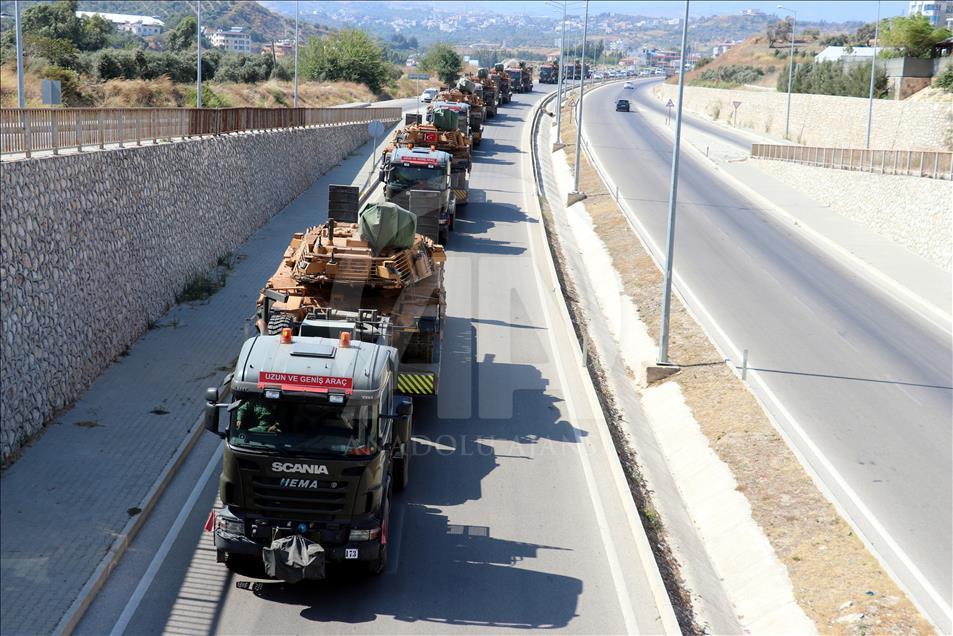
754, 159, 952, 271
657, 83, 952, 151
0, 122, 380, 460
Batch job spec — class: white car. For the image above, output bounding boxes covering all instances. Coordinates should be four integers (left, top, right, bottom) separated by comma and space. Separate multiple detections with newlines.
623, 81, 634, 89
420, 88, 438, 103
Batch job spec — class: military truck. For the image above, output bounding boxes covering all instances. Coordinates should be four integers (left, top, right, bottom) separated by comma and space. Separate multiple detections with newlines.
474, 68, 498, 118
491, 64, 512, 104
390, 110, 471, 207
204, 323, 413, 579
433, 80, 484, 147
505, 66, 523, 94
380, 145, 456, 245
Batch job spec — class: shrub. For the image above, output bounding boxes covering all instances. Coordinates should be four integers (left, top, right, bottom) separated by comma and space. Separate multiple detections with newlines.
935, 64, 953, 93
40, 65, 89, 105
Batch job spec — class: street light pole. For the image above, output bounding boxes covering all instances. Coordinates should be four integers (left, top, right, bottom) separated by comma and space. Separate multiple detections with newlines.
556, 1, 567, 140
657, 0, 691, 366
14, 0, 25, 108
865, 0, 881, 149
196, 0, 202, 108
778, 5, 796, 139
294, 0, 299, 108
571, 0, 589, 194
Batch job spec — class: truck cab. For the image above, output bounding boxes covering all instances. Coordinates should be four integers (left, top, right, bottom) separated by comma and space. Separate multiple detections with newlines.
205, 327, 413, 579
381, 146, 456, 244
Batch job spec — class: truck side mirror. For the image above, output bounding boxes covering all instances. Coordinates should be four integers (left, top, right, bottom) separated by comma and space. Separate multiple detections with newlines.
378, 168, 386, 183
204, 387, 224, 437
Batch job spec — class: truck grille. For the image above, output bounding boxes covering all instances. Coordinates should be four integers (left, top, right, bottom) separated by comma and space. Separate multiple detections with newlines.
251, 477, 349, 517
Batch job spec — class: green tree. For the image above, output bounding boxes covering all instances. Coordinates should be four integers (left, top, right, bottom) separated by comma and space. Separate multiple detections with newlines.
420, 42, 462, 85
168, 15, 197, 52
881, 15, 951, 58
79, 13, 113, 51
934, 63, 953, 93
25, 34, 80, 69
301, 29, 395, 92
21, 0, 83, 45
40, 65, 89, 105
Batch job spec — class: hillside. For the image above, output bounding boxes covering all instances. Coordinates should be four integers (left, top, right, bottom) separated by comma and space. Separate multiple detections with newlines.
0, 1, 331, 45
679, 33, 826, 89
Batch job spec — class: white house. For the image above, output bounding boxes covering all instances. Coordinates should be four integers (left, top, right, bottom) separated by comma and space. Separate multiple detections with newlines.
210, 27, 252, 54
75, 11, 164, 36
814, 46, 877, 63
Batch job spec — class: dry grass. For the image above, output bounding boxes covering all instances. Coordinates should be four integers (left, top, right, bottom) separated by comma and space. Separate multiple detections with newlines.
678, 34, 824, 89
0, 63, 378, 108
391, 72, 442, 99
557, 100, 934, 635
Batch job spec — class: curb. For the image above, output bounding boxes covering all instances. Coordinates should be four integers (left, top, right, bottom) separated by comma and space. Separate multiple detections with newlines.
526, 88, 682, 635
52, 413, 205, 636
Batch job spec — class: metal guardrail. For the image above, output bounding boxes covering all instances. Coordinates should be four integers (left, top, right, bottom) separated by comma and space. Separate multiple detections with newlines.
751, 143, 952, 181
0, 106, 402, 158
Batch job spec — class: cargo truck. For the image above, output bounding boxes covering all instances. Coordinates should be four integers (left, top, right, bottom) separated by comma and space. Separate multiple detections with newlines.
390, 110, 471, 207
205, 203, 447, 580
380, 145, 456, 245
492, 64, 512, 104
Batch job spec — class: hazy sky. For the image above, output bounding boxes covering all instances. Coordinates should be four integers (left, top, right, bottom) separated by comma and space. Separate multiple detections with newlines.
467, 1, 906, 22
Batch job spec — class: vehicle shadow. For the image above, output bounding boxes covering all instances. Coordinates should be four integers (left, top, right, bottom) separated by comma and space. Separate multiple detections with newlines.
247, 505, 582, 629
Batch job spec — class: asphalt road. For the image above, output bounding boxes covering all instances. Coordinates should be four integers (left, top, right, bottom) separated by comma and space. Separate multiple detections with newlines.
583, 80, 953, 631
76, 90, 675, 635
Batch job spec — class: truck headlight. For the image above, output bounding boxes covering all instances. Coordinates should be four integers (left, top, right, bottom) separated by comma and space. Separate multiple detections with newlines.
216, 515, 244, 536
348, 527, 381, 542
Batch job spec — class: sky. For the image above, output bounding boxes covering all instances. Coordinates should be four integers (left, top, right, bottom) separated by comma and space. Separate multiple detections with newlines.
452, 1, 907, 22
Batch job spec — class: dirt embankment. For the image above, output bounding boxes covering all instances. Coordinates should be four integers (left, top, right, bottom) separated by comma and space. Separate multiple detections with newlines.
557, 97, 934, 636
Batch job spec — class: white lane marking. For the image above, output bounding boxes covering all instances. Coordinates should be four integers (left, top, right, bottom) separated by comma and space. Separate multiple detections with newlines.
110, 445, 223, 636
520, 123, 639, 634
384, 504, 405, 575
579, 93, 953, 628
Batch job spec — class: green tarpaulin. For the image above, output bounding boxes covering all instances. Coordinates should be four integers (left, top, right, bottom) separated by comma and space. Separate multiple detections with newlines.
359, 202, 417, 255
432, 108, 458, 132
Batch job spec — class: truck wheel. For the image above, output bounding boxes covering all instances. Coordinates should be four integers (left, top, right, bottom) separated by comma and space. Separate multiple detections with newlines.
394, 442, 411, 492
439, 227, 449, 246
225, 553, 261, 576
267, 313, 293, 335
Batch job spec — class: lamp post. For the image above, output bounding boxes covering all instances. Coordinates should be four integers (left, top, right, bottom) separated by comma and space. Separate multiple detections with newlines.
14, 0, 24, 108
294, 0, 299, 108
553, 1, 568, 141
866, 0, 881, 148
570, 0, 589, 197
196, 0, 202, 108
777, 5, 796, 139
657, 0, 691, 366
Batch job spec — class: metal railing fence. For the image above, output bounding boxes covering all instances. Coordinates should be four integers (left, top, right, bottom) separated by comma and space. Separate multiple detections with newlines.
751, 143, 952, 180
0, 106, 401, 158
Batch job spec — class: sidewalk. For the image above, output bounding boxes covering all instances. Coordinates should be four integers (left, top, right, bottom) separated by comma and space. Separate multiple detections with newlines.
0, 133, 387, 636
637, 85, 952, 328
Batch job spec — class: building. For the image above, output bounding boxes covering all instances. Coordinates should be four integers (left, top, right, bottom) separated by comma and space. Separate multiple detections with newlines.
75, 11, 164, 36
711, 40, 738, 57
210, 27, 252, 54
740, 8, 766, 17
262, 39, 295, 58
814, 46, 878, 63
908, 1, 953, 27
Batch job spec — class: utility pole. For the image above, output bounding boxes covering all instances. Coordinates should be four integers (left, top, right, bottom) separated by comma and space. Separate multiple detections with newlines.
294, 0, 299, 108
196, 0, 203, 108
657, 0, 691, 366
555, 1, 567, 143
570, 0, 589, 197
778, 5, 796, 139
866, 0, 881, 149
14, 0, 25, 108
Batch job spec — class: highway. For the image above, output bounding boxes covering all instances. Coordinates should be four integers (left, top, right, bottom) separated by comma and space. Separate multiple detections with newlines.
582, 79, 953, 631
75, 91, 676, 635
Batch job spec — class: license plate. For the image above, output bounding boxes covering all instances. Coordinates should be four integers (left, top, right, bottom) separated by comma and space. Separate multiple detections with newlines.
345, 548, 359, 560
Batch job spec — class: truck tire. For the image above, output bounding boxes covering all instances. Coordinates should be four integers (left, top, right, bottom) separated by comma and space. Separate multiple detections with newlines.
267, 313, 294, 335
225, 553, 262, 576
438, 226, 449, 246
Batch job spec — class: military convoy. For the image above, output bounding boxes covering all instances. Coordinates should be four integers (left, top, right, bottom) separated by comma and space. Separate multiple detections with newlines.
204, 56, 534, 584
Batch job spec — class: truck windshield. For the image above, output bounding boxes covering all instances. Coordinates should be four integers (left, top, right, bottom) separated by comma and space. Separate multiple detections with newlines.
228, 398, 378, 457
388, 165, 445, 191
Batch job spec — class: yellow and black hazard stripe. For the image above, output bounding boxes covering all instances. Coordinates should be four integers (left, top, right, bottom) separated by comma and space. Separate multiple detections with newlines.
452, 188, 468, 203
397, 372, 436, 395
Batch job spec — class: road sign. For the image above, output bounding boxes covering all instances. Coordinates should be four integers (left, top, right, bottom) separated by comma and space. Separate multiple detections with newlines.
41, 80, 61, 105
367, 120, 385, 137
732, 100, 742, 109
408, 73, 430, 80
665, 99, 674, 108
